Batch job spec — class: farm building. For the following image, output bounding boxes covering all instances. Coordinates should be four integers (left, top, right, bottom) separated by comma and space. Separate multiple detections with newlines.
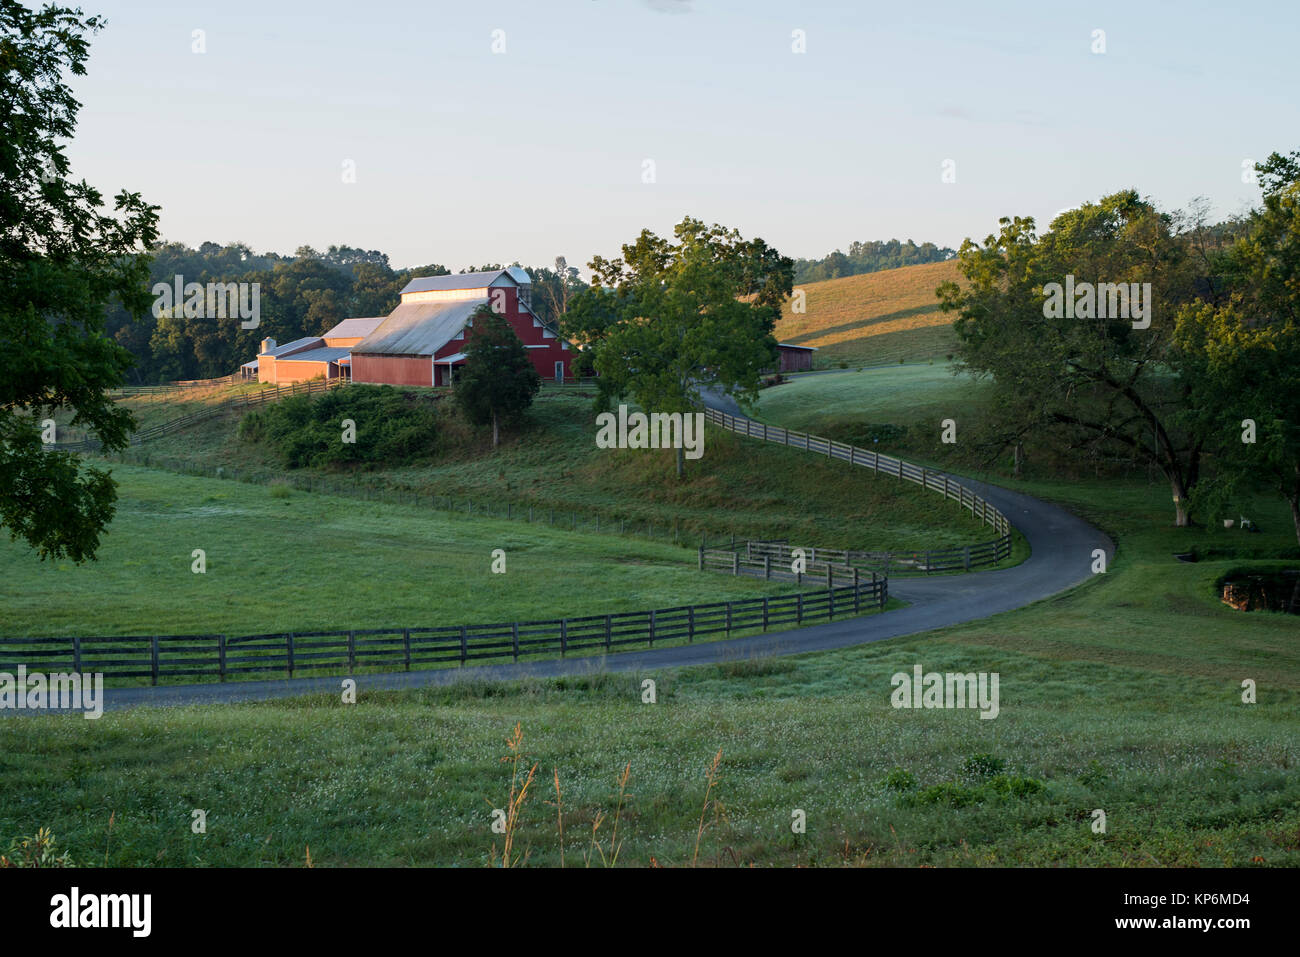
353, 267, 570, 387
246, 267, 572, 387
775, 342, 816, 373
252, 316, 386, 385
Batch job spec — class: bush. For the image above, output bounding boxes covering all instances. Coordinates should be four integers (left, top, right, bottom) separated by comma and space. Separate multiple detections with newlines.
883, 768, 917, 792
239, 386, 443, 469
961, 753, 1006, 780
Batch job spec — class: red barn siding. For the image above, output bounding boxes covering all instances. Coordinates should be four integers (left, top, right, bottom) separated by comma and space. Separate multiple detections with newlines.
431, 287, 571, 382
351, 354, 432, 387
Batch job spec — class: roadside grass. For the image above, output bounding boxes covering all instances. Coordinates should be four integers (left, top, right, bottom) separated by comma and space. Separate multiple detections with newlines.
777, 260, 963, 368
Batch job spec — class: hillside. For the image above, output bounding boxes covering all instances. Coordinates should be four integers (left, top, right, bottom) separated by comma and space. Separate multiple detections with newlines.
777, 259, 964, 368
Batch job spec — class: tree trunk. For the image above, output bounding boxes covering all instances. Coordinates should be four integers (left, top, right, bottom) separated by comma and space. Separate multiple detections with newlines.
1012, 441, 1023, 480
1172, 479, 1190, 527
676, 444, 684, 480
492, 410, 499, 450
1290, 494, 1300, 547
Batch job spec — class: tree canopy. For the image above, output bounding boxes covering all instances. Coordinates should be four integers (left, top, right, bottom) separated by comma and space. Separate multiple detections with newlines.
1, 1, 159, 561
454, 306, 541, 449
564, 217, 792, 478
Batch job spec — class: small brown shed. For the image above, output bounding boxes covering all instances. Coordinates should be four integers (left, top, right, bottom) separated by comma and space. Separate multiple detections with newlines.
776, 342, 817, 373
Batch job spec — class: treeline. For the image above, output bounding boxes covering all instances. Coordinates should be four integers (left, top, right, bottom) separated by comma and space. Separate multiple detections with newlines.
793, 238, 955, 283
109, 244, 585, 383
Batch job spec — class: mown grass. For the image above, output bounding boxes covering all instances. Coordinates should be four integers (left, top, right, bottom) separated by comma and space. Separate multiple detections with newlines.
778, 260, 964, 367
0, 465, 800, 640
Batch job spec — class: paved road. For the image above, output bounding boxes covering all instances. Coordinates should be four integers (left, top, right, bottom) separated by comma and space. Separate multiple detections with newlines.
25, 392, 1113, 713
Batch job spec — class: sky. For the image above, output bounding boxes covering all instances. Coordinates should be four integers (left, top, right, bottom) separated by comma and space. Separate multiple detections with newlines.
62, 0, 1299, 274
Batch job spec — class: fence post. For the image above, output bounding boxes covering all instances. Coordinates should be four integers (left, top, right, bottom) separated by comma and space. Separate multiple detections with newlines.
698, 546, 704, 571
725, 602, 732, 636
560, 619, 567, 656
964, 546, 971, 572
649, 609, 655, 647
512, 623, 519, 661
764, 555, 771, 580
287, 633, 294, 677
150, 637, 160, 686
732, 551, 739, 576
604, 614, 612, 650
459, 626, 468, 665
687, 606, 694, 642
72, 635, 81, 673
796, 593, 803, 625
853, 568, 861, 614
925, 550, 931, 575
347, 630, 356, 672
762, 596, 769, 631
403, 628, 411, 671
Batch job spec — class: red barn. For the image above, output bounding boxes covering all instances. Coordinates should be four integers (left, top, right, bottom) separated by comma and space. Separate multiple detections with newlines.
350, 267, 571, 387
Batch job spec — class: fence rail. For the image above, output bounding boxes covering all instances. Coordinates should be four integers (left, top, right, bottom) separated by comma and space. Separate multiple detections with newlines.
702, 407, 1013, 570
0, 578, 887, 684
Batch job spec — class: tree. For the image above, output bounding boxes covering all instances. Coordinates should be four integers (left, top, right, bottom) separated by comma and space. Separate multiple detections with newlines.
454, 306, 540, 449
938, 191, 1210, 525
565, 217, 791, 478
1175, 150, 1300, 542
0, 1, 159, 561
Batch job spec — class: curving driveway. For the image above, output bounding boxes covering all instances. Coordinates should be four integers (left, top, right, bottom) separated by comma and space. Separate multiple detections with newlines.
32, 392, 1113, 713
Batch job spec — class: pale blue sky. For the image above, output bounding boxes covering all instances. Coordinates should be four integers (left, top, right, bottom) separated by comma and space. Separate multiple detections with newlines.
65, 0, 1297, 272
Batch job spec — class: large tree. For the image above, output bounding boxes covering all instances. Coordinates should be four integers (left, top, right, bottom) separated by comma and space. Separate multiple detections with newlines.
1, 1, 159, 561
564, 217, 791, 478
1175, 150, 1300, 542
454, 306, 540, 449
938, 191, 1211, 525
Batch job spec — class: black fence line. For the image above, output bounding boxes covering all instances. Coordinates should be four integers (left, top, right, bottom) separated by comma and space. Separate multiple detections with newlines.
0, 579, 888, 684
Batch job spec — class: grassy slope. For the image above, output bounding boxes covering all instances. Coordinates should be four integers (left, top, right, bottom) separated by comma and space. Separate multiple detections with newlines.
101, 387, 997, 552
3, 368, 1297, 866
0, 465, 798, 639
778, 260, 964, 367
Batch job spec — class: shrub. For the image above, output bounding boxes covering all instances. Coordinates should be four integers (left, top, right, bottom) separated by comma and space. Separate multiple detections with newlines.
239, 386, 443, 469
961, 753, 1006, 780
883, 768, 917, 792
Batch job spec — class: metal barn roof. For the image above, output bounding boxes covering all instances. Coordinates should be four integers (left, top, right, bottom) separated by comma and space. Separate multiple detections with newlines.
399, 270, 514, 295
260, 336, 323, 357
272, 345, 352, 364
353, 298, 486, 356
323, 316, 386, 339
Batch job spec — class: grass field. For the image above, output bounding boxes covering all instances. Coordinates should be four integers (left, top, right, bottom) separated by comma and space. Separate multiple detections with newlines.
0, 465, 804, 641
89, 386, 1000, 553
2, 530, 1295, 866
4, 367, 1297, 867
778, 260, 964, 367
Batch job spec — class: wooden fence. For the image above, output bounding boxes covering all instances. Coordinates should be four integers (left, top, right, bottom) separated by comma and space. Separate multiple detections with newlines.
703, 535, 1010, 576
0, 578, 887, 684
110, 373, 240, 396
702, 407, 1013, 569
